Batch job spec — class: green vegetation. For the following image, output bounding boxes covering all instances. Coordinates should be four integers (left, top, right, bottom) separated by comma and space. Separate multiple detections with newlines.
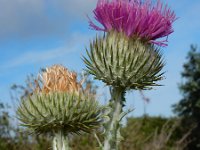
0, 46, 200, 149
0, 103, 188, 150
173, 45, 200, 149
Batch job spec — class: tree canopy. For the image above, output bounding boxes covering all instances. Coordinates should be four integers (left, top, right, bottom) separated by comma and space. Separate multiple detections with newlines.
173, 45, 200, 149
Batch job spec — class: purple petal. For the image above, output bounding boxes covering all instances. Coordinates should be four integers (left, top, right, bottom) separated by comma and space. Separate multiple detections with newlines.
89, 0, 176, 47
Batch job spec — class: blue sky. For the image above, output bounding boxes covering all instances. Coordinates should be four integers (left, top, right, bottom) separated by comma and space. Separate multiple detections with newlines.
0, 0, 200, 117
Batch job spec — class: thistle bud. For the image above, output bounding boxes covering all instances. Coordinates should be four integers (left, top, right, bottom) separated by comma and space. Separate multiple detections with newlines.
83, 32, 164, 90
17, 65, 104, 135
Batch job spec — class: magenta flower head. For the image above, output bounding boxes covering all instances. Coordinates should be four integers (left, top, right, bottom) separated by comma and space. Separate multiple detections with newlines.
89, 0, 176, 46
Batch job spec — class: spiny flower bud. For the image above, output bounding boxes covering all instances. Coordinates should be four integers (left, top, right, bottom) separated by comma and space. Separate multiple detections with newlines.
83, 32, 164, 90
17, 65, 104, 135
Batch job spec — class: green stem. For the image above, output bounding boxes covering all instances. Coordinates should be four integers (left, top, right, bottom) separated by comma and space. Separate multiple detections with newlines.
103, 87, 125, 150
53, 131, 71, 150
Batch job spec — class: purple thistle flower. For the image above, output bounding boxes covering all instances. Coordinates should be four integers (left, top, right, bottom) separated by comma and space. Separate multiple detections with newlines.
89, 0, 176, 46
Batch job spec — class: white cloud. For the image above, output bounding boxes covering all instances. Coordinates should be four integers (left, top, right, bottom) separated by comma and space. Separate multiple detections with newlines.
0, 0, 97, 40
0, 0, 47, 38
51, 0, 97, 18
0, 32, 92, 70
1, 47, 71, 69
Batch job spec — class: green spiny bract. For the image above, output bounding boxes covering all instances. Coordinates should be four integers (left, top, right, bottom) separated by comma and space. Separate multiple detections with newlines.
17, 92, 104, 135
83, 31, 165, 90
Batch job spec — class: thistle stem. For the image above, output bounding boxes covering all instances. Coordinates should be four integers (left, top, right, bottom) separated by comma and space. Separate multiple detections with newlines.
53, 131, 71, 150
103, 87, 125, 150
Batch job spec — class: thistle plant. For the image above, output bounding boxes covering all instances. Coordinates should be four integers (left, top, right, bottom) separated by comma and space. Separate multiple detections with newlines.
17, 65, 104, 150
84, 0, 176, 149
